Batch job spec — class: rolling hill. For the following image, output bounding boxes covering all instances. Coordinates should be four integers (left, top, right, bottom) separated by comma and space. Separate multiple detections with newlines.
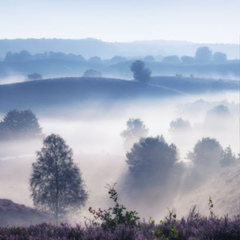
0, 76, 238, 112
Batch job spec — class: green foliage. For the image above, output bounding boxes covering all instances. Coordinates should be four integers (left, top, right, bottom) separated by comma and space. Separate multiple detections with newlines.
152, 211, 178, 240
89, 184, 140, 230
208, 196, 214, 218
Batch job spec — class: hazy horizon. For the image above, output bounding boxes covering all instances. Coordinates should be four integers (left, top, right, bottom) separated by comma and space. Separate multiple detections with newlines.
1, 0, 239, 44
0, 37, 239, 45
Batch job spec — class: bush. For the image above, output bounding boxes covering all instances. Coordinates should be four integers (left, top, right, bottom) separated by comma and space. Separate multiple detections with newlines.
89, 184, 140, 230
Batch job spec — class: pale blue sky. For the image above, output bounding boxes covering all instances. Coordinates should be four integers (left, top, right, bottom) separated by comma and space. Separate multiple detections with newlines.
0, 0, 239, 43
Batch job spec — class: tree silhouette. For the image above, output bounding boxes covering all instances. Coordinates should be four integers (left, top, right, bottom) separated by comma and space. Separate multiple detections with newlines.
181, 55, 195, 64
83, 69, 102, 78
130, 60, 151, 84
186, 137, 223, 189
126, 136, 178, 185
123, 136, 183, 209
212, 52, 227, 63
0, 109, 42, 140
121, 118, 148, 151
195, 46, 212, 64
191, 137, 222, 167
27, 72, 43, 81
169, 118, 191, 132
220, 146, 237, 167
30, 134, 88, 222
162, 55, 180, 64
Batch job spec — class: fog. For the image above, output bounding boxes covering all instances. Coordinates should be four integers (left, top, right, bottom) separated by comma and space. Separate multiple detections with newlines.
0, 74, 27, 84
0, 90, 239, 224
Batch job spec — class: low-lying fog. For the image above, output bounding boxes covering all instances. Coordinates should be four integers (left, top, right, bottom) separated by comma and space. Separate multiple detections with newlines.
0, 90, 239, 223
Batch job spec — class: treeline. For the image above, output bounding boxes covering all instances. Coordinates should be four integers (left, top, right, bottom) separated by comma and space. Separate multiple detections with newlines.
3, 50, 127, 65
2, 46, 233, 64
1, 46, 239, 80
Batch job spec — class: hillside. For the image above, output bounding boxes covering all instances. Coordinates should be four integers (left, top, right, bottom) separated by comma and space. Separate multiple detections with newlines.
150, 76, 238, 93
0, 199, 49, 226
0, 76, 238, 112
0, 77, 179, 111
174, 164, 240, 218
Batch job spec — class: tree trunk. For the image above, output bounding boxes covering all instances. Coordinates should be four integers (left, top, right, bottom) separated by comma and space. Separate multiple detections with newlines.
55, 161, 59, 224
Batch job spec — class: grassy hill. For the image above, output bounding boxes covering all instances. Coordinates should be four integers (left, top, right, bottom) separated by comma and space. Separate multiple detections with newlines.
0, 77, 179, 111
150, 76, 238, 93
0, 76, 238, 112
0, 199, 49, 226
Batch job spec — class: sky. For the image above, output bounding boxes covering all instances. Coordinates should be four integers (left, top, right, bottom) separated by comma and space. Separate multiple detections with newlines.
0, 0, 239, 44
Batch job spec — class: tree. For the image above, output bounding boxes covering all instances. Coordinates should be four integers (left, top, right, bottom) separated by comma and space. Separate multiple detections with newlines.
195, 46, 212, 64
169, 118, 191, 132
190, 137, 222, 167
184, 137, 223, 191
130, 60, 151, 84
126, 136, 178, 185
162, 55, 180, 64
0, 109, 42, 141
121, 118, 148, 151
144, 55, 156, 62
27, 72, 43, 81
83, 69, 102, 78
30, 134, 88, 222
207, 105, 230, 117
109, 56, 126, 64
124, 136, 182, 209
220, 146, 237, 167
212, 52, 227, 64
88, 56, 102, 64
181, 56, 195, 64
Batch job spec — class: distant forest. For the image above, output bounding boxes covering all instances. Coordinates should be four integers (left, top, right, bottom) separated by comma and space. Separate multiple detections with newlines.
0, 41, 239, 80
0, 39, 239, 59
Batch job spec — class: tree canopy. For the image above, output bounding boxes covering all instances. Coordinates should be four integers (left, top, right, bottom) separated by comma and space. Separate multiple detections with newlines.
27, 72, 43, 81
212, 52, 227, 63
126, 136, 178, 184
130, 60, 151, 84
121, 118, 148, 150
83, 69, 102, 78
0, 109, 42, 141
30, 134, 88, 222
190, 137, 222, 167
169, 118, 191, 132
195, 46, 212, 64
162, 55, 180, 64
220, 146, 237, 167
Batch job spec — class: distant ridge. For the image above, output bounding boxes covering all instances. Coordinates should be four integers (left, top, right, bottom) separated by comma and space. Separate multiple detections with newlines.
0, 38, 238, 59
